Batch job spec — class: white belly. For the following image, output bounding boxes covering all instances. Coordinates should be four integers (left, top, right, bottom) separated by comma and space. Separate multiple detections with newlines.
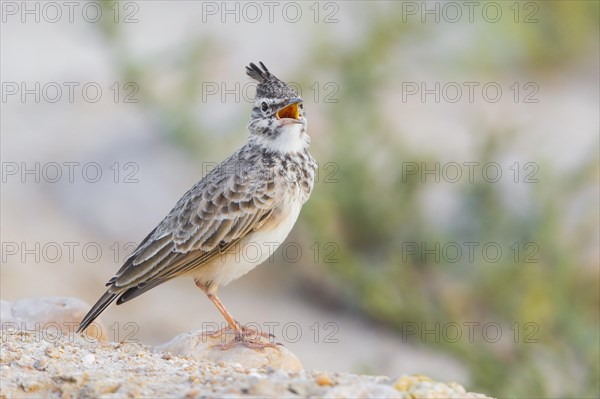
192, 199, 302, 290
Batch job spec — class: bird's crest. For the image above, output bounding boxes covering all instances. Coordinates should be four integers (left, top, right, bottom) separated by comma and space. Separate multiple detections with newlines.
246, 61, 297, 99
246, 62, 272, 83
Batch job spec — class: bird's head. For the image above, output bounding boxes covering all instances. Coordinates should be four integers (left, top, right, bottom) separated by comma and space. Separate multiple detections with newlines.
246, 62, 309, 153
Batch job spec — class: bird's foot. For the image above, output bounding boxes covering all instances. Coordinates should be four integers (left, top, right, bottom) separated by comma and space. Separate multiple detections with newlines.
219, 332, 279, 351
203, 325, 231, 338
217, 323, 278, 351
206, 322, 274, 338
238, 323, 275, 340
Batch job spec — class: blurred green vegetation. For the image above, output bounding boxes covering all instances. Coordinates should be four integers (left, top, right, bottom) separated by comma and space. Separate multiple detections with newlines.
96, 1, 599, 397
299, 4, 599, 397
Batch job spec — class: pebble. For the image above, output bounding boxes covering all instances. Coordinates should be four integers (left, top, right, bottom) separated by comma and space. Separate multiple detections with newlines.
33, 358, 48, 371
315, 373, 334, 386
81, 354, 96, 366
185, 388, 200, 398
44, 346, 59, 358
232, 362, 244, 372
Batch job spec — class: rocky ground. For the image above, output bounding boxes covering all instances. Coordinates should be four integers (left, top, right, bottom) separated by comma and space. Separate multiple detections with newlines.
0, 297, 493, 398
1, 331, 492, 399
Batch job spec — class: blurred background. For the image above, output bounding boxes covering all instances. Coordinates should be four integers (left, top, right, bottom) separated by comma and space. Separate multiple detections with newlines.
1, 1, 598, 397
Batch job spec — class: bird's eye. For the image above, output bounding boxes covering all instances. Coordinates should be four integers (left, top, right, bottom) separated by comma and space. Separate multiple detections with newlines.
261, 102, 268, 112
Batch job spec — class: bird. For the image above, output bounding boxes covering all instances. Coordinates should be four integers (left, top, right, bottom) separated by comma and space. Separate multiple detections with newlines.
77, 62, 317, 349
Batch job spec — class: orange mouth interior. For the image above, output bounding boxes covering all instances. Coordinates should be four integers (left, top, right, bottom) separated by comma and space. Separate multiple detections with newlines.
276, 103, 300, 120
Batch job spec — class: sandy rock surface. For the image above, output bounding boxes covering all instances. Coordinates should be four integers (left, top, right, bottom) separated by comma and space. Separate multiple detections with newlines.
155, 329, 303, 372
0, 331, 493, 398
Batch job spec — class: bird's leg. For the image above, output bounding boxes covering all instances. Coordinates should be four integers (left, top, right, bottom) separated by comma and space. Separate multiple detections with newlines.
195, 281, 239, 337
206, 292, 242, 335
202, 290, 277, 350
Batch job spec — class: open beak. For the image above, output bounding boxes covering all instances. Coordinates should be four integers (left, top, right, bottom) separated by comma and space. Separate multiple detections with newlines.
276, 98, 303, 124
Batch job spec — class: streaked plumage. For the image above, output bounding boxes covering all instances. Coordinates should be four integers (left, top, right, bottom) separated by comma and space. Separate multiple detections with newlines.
78, 63, 316, 347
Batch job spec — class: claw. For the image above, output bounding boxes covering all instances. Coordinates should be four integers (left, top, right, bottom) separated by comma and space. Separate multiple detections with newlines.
218, 326, 278, 350
202, 318, 278, 350
202, 325, 231, 338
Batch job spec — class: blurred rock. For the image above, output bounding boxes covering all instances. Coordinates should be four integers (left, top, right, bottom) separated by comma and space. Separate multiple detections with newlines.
0, 297, 106, 341
155, 329, 303, 372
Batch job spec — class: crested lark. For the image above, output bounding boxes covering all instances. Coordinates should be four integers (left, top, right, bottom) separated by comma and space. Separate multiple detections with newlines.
78, 62, 317, 348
